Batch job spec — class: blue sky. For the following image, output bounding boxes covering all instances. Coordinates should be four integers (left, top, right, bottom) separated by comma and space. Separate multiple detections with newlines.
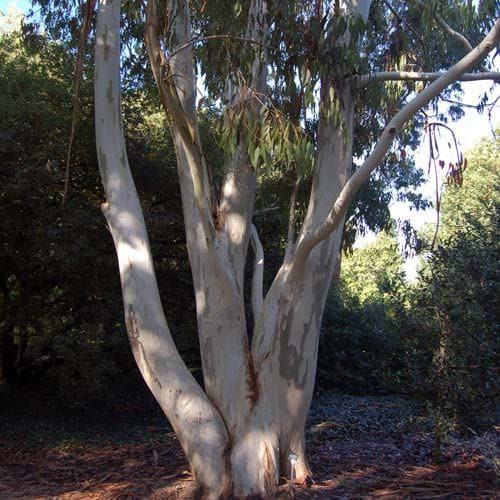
1, 0, 29, 11
0, 0, 29, 14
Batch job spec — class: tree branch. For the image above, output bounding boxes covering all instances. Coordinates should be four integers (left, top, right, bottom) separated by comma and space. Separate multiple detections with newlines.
254, 205, 280, 216
167, 34, 278, 62
284, 176, 301, 262
146, 0, 216, 245
62, 0, 96, 206
291, 19, 500, 276
415, 0, 473, 53
434, 13, 473, 52
357, 71, 500, 87
382, 0, 425, 51
219, 0, 268, 291
249, 224, 264, 322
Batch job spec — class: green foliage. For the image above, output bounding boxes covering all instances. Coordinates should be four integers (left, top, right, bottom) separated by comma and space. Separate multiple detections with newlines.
318, 286, 405, 395
217, 86, 314, 178
437, 134, 499, 243
341, 229, 405, 305
4, 2, 497, 415
319, 132, 498, 427
26, 0, 497, 253
403, 134, 498, 440
318, 230, 407, 393
0, 29, 200, 401
0, 31, 82, 167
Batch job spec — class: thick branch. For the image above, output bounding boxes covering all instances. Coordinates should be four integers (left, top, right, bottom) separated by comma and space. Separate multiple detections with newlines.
146, 0, 216, 245
94, 1, 228, 495
295, 0, 368, 242
247, 0, 268, 91
292, 19, 500, 274
219, 146, 256, 292
219, 0, 268, 291
358, 71, 500, 87
249, 224, 264, 322
146, 0, 238, 297
339, 0, 371, 20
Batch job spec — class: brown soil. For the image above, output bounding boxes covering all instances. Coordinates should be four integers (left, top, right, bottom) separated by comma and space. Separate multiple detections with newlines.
0, 394, 496, 499
1, 440, 495, 499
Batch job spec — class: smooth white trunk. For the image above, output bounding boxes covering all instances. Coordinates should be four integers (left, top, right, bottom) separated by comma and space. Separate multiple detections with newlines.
95, 2, 230, 497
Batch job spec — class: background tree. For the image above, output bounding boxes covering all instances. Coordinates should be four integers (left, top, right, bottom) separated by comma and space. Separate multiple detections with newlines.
0, 26, 203, 395
341, 229, 405, 305
402, 133, 498, 462
317, 229, 406, 393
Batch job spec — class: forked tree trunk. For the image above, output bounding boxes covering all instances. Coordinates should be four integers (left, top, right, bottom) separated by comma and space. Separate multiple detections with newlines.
94, 0, 499, 497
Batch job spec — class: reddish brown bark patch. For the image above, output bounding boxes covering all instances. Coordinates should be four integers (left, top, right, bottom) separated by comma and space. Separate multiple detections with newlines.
263, 442, 278, 496
243, 338, 259, 410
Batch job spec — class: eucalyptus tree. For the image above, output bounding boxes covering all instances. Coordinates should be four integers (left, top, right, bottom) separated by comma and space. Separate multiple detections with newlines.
30, 0, 499, 496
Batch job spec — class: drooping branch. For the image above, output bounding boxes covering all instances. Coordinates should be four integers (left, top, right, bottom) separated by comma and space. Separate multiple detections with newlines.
249, 224, 264, 322
94, 1, 229, 495
358, 71, 500, 87
415, 0, 473, 53
291, 19, 500, 275
166, 34, 278, 62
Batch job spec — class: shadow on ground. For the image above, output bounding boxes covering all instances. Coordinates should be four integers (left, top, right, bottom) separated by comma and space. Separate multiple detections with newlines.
0, 393, 496, 498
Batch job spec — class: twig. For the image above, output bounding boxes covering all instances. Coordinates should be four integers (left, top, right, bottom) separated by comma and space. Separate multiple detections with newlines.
167, 34, 279, 61
62, 0, 96, 205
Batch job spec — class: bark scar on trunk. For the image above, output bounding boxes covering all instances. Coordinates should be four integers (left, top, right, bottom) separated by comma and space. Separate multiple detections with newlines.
126, 305, 162, 389
125, 304, 140, 351
211, 195, 226, 232
139, 343, 163, 389
263, 441, 278, 496
221, 431, 234, 498
243, 338, 259, 410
